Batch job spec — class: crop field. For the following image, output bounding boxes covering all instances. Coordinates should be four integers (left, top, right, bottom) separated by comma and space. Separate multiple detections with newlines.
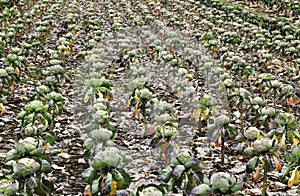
0, 0, 299, 195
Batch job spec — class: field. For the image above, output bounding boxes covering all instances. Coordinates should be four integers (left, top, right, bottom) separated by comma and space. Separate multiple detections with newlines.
0, 0, 299, 195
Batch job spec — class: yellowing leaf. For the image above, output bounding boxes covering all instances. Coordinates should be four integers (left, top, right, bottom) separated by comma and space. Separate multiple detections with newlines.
242, 75, 248, 80
0, 103, 6, 116
9, 80, 16, 91
176, 91, 182, 98
84, 95, 89, 103
132, 108, 139, 117
202, 108, 210, 120
61, 79, 66, 87
110, 180, 118, 196
71, 40, 76, 46
134, 57, 139, 64
135, 100, 140, 109
97, 91, 104, 99
288, 167, 299, 187
292, 138, 299, 146
65, 50, 71, 56
280, 133, 286, 151
249, 75, 255, 79
194, 108, 201, 120
83, 185, 92, 196
43, 142, 50, 150
106, 93, 112, 101
125, 97, 132, 108
44, 33, 49, 40
15, 67, 20, 76
277, 66, 284, 73
161, 141, 169, 156
258, 132, 265, 139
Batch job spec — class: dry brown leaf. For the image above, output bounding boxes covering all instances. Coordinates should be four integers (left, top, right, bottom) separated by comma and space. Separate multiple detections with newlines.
273, 156, 282, 172
215, 135, 221, 147
15, 67, 20, 76
106, 93, 112, 101
252, 165, 261, 182
101, 176, 106, 191
286, 96, 299, 106
61, 79, 66, 87
132, 108, 139, 117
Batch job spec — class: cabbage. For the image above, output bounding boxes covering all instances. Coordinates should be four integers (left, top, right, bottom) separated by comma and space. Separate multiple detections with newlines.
190, 184, 212, 196
0, 69, 8, 77
161, 125, 176, 138
244, 127, 260, 140
15, 137, 39, 154
253, 138, 272, 153
24, 126, 38, 135
25, 100, 44, 112
46, 92, 65, 101
158, 166, 173, 182
29, 147, 45, 156
83, 138, 94, 150
243, 147, 255, 157
210, 172, 236, 193
138, 88, 152, 99
13, 158, 40, 176
251, 97, 263, 105
90, 127, 112, 142
214, 114, 230, 126
93, 102, 107, 111
0, 179, 18, 195
94, 110, 109, 123
5, 149, 19, 161
172, 165, 185, 180
92, 147, 123, 169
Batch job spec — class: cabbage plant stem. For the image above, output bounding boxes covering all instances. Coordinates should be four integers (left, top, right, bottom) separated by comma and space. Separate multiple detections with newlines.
221, 128, 225, 164
262, 166, 267, 196
50, 107, 55, 130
